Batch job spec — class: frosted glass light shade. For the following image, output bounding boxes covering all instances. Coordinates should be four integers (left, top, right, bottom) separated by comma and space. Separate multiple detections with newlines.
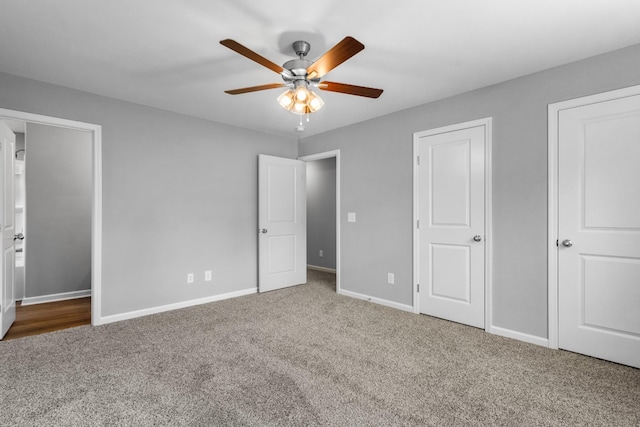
308, 91, 324, 112
277, 90, 295, 109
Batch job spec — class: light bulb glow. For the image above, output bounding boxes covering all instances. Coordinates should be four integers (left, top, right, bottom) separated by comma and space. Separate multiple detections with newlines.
295, 86, 308, 101
279, 94, 292, 107
294, 101, 306, 113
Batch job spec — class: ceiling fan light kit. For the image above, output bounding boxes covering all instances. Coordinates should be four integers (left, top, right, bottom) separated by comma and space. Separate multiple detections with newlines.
220, 36, 383, 124
277, 81, 325, 114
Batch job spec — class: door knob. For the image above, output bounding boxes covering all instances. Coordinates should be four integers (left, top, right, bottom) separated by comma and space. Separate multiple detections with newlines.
259, 229, 268, 234
562, 239, 573, 247
14, 232, 24, 241
473, 235, 482, 242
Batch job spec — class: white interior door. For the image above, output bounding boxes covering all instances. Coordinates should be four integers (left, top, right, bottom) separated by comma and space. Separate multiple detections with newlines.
558, 93, 640, 368
0, 120, 16, 339
258, 154, 306, 292
416, 123, 486, 328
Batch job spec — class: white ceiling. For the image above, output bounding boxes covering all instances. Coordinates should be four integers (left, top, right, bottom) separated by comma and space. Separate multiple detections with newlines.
2, 1, 640, 138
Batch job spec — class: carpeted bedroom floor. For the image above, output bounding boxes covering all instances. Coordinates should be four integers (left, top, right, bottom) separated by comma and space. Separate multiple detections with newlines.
1, 269, 638, 426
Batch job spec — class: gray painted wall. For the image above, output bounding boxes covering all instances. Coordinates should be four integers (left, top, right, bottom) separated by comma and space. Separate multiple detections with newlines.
0, 71, 297, 317
306, 158, 336, 269
25, 123, 92, 298
299, 43, 640, 339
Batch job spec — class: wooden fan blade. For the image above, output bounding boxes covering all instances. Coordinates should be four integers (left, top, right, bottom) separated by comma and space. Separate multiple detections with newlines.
318, 81, 383, 98
224, 83, 287, 95
220, 39, 288, 76
306, 37, 364, 80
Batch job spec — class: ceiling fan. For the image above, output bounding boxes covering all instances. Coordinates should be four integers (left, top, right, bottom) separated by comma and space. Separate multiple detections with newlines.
220, 36, 383, 116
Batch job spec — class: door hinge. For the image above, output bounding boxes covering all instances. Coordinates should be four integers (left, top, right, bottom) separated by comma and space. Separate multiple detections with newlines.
416, 220, 420, 229
416, 156, 420, 166
556, 239, 559, 247
417, 284, 420, 293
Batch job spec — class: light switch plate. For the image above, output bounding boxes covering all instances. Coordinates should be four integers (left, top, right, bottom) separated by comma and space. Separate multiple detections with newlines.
348, 212, 356, 222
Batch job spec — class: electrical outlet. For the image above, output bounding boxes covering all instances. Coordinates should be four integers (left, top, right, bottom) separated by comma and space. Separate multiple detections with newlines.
204, 270, 212, 281
319, 249, 324, 257
187, 273, 194, 284
387, 273, 395, 285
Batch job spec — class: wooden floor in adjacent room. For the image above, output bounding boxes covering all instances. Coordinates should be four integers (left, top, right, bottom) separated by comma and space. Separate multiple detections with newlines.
3, 297, 91, 341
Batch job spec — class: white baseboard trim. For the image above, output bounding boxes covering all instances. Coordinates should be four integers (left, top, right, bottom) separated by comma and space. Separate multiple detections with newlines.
307, 264, 337, 274
338, 289, 414, 313
488, 325, 549, 348
98, 287, 258, 325
21, 289, 91, 306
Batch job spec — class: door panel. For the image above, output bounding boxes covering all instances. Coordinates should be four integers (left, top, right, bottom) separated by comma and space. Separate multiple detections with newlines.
558, 93, 640, 368
583, 114, 640, 229
582, 255, 640, 334
431, 140, 471, 226
0, 120, 16, 339
258, 155, 306, 292
268, 235, 297, 274
267, 164, 296, 222
417, 124, 486, 328
431, 244, 470, 302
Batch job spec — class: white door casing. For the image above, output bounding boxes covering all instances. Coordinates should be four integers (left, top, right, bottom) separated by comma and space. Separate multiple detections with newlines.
0, 120, 16, 339
258, 154, 307, 292
0, 108, 102, 326
414, 119, 491, 329
550, 88, 640, 368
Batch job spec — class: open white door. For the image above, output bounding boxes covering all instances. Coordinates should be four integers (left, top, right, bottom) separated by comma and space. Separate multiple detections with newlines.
258, 155, 306, 292
0, 120, 16, 339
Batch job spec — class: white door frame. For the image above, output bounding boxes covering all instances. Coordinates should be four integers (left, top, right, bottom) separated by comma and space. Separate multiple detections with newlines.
0, 108, 102, 325
413, 118, 493, 330
299, 150, 341, 293
547, 84, 640, 349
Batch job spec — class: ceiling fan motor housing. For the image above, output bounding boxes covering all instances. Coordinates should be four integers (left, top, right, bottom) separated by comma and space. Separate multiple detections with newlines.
282, 41, 318, 83
282, 58, 312, 75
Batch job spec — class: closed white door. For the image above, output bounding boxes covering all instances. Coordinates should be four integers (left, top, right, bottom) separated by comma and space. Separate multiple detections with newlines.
258, 155, 306, 292
558, 93, 640, 368
416, 123, 486, 328
0, 121, 16, 339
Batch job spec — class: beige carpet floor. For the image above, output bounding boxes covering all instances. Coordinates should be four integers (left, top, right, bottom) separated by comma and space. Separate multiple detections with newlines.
1, 269, 638, 426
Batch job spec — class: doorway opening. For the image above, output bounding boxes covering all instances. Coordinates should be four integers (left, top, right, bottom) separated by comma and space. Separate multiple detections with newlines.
300, 150, 341, 293
0, 108, 102, 339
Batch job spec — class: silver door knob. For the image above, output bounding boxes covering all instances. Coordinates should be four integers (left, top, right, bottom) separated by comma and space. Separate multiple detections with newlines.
473, 235, 482, 242
562, 239, 573, 247
259, 229, 268, 234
